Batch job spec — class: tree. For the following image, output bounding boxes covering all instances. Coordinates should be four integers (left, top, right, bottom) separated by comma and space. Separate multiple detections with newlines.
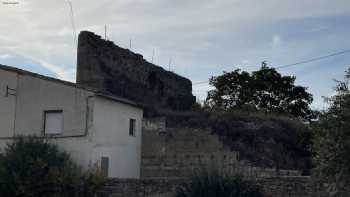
206, 63, 313, 120
0, 136, 105, 197
313, 68, 350, 196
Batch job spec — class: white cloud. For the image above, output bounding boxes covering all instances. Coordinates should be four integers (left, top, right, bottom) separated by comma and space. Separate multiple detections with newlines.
0, 54, 13, 59
241, 60, 249, 64
34, 59, 75, 81
0, 0, 350, 109
272, 34, 282, 48
10, 50, 76, 81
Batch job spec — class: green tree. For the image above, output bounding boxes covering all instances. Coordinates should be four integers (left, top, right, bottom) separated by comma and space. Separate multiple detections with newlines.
313, 68, 350, 196
206, 63, 313, 120
0, 136, 105, 197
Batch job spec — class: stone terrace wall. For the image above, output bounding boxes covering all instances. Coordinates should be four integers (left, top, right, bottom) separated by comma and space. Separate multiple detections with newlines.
258, 177, 326, 197
98, 178, 182, 197
141, 118, 301, 178
77, 31, 195, 112
97, 177, 326, 197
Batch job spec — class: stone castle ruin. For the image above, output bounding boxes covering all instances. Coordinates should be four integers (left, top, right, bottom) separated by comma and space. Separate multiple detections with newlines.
77, 31, 195, 113
76, 31, 325, 197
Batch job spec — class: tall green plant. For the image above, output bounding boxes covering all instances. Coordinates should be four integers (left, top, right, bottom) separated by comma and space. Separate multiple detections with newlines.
0, 136, 105, 197
313, 68, 350, 196
176, 167, 263, 197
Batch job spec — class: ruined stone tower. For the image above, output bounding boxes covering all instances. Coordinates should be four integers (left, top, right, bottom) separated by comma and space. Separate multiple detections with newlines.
76, 31, 195, 113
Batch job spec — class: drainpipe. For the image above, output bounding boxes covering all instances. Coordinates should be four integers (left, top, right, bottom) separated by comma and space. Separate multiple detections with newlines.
13, 73, 19, 137
53, 95, 94, 138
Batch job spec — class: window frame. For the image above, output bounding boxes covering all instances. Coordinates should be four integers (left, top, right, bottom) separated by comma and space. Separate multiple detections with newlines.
129, 118, 136, 137
43, 110, 64, 136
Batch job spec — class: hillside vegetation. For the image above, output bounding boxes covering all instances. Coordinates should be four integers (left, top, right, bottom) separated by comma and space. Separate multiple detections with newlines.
164, 111, 311, 173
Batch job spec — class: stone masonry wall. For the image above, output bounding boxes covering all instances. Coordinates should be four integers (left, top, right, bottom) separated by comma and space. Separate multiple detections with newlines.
76, 31, 195, 112
141, 118, 301, 178
97, 177, 326, 197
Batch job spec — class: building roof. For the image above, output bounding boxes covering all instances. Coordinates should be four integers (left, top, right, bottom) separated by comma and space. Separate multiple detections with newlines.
94, 93, 142, 109
0, 64, 78, 88
0, 64, 142, 109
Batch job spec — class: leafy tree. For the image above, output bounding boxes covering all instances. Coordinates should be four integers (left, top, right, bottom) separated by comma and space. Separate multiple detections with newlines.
313, 68, 350, 196
206, 63, 313, 120
0, 136, 105, 197
175, 166, 262, 197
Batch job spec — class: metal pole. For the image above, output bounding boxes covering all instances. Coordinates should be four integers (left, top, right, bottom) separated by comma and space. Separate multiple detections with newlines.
168, 57, 172, 71
105, 25, 107, 40
151, 49, 154, 63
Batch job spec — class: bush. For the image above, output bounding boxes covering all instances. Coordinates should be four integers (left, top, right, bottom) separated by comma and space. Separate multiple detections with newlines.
176, 167, 263, 197
163, 111, 312, 172
211, 112, 312, 173
0, 136, 105, 197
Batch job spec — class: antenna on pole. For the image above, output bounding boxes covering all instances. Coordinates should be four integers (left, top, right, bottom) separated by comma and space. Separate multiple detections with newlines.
129, 39, 132, 49
104, 25, 107, 40
168, 57, 172, 71
151, 49, 155, 63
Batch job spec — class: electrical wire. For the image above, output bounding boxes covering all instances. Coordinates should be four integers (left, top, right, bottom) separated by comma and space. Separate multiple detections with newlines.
66, 0, 77, 46
192, 48, 350, 86
275, 49, 350, 69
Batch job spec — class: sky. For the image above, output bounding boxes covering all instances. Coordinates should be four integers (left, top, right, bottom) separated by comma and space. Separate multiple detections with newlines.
0, 0, 350, 110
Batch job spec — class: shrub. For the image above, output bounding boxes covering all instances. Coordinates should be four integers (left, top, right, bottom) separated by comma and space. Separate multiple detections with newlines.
163, 111, 312, 172
0, 136, 105, 197
211, 112, 312, 173
176, 167, 263, 197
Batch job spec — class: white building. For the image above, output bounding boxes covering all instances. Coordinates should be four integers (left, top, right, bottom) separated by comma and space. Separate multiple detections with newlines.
0, 64, 143, 178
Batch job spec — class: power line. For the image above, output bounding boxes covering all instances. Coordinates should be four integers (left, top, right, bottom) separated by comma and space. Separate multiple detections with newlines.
193, 81, 209, 85
66, 0, 77, 46
275, 48, 350, 69
192, 48, 350, 86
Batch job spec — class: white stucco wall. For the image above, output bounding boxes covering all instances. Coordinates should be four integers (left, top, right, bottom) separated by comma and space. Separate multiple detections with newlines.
92, 97, 143, 178
50, 96, 143, 178
0, 69, 17, 138
0, 67, 143, 178
14, 74, 92, 136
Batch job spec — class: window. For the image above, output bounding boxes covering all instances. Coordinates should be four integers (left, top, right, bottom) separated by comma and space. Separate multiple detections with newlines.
44, 110, 63, 135
129, 118, 136, 136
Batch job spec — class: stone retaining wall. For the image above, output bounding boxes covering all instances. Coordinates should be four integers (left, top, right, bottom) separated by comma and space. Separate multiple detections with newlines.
97, 177, 327, 197
258, 177, 326, 197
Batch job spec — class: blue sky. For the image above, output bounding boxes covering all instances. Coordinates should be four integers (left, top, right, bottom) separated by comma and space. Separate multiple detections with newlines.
0, 0, 349, 109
